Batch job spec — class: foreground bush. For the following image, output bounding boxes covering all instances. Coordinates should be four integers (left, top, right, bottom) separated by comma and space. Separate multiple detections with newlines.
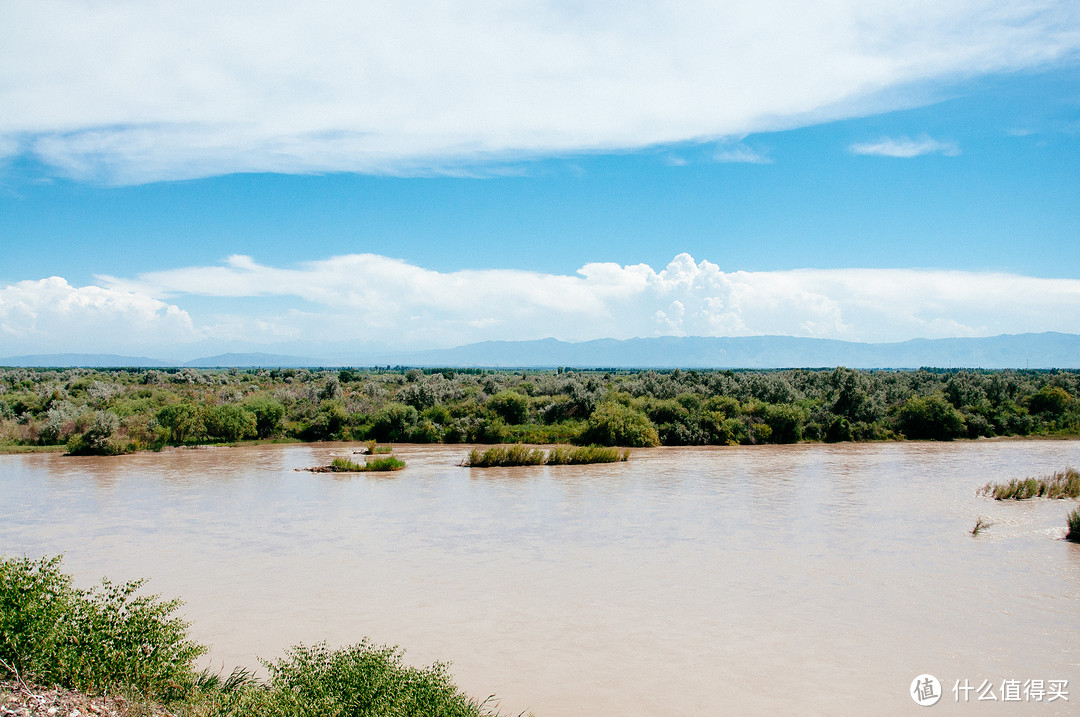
200, 641, 497, 717
0, 555, 204, 701
980, 467, 1080, 500
1, 556, 503, 716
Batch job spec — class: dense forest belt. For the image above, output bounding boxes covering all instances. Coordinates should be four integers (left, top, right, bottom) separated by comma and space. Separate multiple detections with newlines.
0, 366, 1077, 455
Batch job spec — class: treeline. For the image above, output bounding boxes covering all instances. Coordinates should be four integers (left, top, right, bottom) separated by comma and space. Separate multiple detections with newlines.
0, 366, 1077, 455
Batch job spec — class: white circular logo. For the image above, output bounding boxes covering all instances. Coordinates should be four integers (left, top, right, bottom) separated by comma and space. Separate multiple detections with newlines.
911, 674, 942, 706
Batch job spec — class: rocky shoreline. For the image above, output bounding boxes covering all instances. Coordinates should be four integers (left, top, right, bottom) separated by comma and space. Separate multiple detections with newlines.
0, 680, 175, 717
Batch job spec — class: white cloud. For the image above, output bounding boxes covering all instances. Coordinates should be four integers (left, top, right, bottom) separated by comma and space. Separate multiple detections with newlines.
59, 253, 1080, 352
713, 141, 773, 164
0, 276, 200, 354
0, 1, 1076, 182
849, 134, 961, 157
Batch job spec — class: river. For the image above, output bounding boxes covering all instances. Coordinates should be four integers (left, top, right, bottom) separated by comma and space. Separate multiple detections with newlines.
2, 440, 1078, 715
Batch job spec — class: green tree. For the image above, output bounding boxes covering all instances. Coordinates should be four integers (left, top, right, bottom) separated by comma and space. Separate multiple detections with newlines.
488, 390, 530, 424
242, 397, 286, 439
203, 404, 257, 442
156, 402, 205, 444
1027, 385, 1073, 417
897, 395, 965, 440
581, 402, 660, 447
368, 402, 419, 442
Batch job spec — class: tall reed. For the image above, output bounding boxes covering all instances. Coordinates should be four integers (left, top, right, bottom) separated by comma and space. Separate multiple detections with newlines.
980, 467, 1080, 500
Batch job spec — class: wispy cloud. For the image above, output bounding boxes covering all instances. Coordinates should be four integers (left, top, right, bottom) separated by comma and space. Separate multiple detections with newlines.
4, 253, 1077, 355
849, 134, 961, 158
0, 2, 1075, 183
714, 141, 773, 164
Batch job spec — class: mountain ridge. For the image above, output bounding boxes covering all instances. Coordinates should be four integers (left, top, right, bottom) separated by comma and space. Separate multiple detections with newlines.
2, 332, 1078, 369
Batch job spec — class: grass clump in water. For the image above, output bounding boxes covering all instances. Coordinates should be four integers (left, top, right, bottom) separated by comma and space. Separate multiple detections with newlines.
329, 456, 405, 472
464, 444, 630, 467
1067, 507, 1080, 543
970, 516, 992, 536
331, 456, 366, 472
980, 467, 1080, 500
545, 445, 629, 465
464, 445, 545, 467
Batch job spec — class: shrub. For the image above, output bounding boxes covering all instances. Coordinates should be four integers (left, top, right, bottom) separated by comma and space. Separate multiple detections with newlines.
824, 415, 853, 442
66, 411, 128, 456
301, 401, 349, 441
897, 395, 965, 440
581, 402, 659, 447
0, 555, 205, 700
242, 397, 286, 439
760, 403, 807, 444
487, 391, 530, 425
207, 640, 496, 717
156, 402, 206, 444
203, 404, 257, 443
1067, 507, 1080, 542
368, 403, 419, 443
1027, 385, 1073, 417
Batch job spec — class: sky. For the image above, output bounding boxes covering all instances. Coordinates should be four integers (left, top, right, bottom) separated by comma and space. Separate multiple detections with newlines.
1, 1, 1079, 360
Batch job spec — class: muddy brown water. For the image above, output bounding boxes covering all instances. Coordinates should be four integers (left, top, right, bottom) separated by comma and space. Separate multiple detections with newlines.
2, 441, 1078, 715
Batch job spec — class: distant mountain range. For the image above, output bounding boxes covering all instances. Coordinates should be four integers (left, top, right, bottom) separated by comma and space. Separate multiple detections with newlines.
2, 332, 1079, 369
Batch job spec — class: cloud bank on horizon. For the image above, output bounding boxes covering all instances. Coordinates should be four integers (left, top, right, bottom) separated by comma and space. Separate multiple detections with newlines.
2, 254, 1078, 357
1, 1, 1078, 183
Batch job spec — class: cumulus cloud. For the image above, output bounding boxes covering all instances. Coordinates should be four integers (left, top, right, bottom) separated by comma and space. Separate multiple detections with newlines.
849, 134, 961, 157
0, 277, 200, 354
0, 1, 1076, 182
73, 253, 1080, 351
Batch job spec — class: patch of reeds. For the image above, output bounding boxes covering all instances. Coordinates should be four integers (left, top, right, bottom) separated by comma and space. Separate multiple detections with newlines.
979, 467, 1080, 500
364, 456, 406, 471
545, 445, 629, 465
463, 444, 630, 467
464, 445, 545, 467
356, 441, 393, 455
1067, 507, 1080, 543
970, 516, 992, 536
325, 456, 406, 472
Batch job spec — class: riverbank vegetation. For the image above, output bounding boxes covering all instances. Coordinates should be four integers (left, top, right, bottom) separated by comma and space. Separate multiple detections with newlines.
463, 444, 628, 467
0, 555, 505, 717
0, 365, 1077, 454
979, 467, 1080, 500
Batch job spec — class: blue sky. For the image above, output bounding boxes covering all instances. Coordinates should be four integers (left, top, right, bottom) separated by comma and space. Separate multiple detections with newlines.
1, 2, 1079, 359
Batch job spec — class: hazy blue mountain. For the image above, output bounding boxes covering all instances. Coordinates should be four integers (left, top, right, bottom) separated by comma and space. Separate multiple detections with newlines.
388, 332, 1080, 369
0, 353, 172, 367
182, 352, 325, 368
3, 332, 1078, 369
